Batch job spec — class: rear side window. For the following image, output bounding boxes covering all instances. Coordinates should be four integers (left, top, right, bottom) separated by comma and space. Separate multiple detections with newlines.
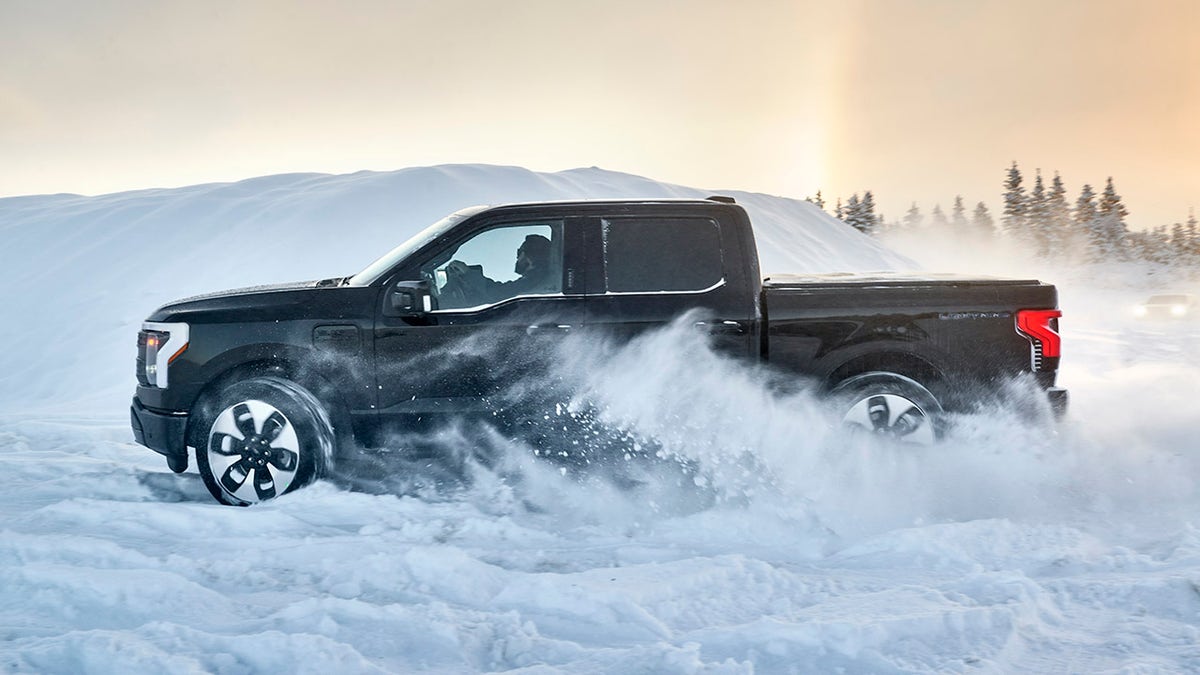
602, 216, 724, 293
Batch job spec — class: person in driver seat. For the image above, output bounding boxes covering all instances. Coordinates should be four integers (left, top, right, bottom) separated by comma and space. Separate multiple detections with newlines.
500, 233, 554, 295
445, 233, 555, 303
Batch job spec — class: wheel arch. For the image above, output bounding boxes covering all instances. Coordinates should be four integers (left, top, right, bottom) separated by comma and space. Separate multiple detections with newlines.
185, 351, 351, 453
823, 351, 947, 400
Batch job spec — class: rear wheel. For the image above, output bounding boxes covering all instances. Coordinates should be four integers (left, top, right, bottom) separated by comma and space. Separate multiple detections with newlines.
197, 377, 334, 506
831, 372, 943, 445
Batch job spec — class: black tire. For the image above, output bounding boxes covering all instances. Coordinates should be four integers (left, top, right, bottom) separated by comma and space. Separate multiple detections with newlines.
196, 376, 334, 506
830, 372, 944, 445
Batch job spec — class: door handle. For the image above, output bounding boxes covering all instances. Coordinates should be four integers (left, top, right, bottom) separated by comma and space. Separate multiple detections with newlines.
526, 323, 572, 335
694, 320, 746, 336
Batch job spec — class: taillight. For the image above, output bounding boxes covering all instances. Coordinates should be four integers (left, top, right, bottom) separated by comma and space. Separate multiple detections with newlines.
1016, 309, 1061, 371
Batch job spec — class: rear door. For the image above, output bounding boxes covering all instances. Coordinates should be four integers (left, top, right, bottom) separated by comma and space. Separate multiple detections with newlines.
583, 207, 758, 357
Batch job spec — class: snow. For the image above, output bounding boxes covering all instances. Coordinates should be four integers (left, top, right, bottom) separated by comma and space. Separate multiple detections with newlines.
2, 165, 1200, 672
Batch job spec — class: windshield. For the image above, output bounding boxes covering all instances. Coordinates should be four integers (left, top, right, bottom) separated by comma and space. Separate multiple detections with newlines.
347, 205, 490, 286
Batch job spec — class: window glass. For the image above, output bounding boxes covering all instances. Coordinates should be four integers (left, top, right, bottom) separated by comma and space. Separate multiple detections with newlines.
422, 221, 563, 310
348, 206, 488, 286
603, 217, 723, 293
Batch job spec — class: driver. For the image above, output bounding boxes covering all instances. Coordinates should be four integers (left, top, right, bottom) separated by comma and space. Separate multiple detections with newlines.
445, 234, 554, 304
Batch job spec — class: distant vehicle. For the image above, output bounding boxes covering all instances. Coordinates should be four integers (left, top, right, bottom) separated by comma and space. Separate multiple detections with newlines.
1134, 294, 1197, 320
130, 198, 1068, 505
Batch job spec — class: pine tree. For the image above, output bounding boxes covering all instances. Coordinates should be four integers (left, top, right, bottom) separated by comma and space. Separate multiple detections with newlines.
844, 194, 861, 231
837, 192, 879, 235
835, 197, 844, 221
806, 190, 826, 212
1171, 222, 1187, 266
1187, 209, 1199, 263
1075, 183, 1101, 262
1002, 162, 1028, 242
1127, 228, 1163, 264
1045, 172, 1073, 255
1098, 177, 1129, 222
1096, 177, 1129, 261
971, 202, 994, 237
1027, 170, 1050, 255
1075, 184, 1097, 223
951, 196, 968, 230
902, 203, 923, 231
860, 191, 878, 235
930, 204, 948, 229
1148, 225, 1172, 265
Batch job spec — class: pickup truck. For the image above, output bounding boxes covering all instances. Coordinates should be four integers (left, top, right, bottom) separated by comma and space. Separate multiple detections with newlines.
131, 198, 1068, 505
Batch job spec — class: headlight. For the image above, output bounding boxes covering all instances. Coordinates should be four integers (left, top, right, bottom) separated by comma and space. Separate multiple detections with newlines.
138, 322, 190, 387
1134, 305, 1147, 317
1171, 304, 1188, 317
139, 330, 169, 385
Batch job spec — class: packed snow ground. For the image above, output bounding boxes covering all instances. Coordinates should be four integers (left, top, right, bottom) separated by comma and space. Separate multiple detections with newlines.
3, 166, 1200, 673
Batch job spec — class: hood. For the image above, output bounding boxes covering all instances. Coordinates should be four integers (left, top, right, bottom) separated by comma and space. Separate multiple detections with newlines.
147, 277, 346, 322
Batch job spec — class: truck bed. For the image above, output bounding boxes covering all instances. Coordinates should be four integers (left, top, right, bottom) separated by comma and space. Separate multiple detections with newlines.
759, 272, 1061, 408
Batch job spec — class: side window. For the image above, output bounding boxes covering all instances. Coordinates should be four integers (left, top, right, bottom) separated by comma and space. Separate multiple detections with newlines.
603, 216, 724, 293
422, 221, 563, 310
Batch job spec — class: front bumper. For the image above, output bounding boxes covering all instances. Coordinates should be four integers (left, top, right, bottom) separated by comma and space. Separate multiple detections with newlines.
1047, 386, 1069, 419
130, 396, 189, 473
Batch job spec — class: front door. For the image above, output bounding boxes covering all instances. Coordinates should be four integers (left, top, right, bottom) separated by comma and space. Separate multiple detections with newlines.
374, 217, 587, 427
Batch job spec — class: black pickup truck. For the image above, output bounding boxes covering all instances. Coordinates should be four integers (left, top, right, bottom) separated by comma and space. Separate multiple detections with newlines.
131, 198, 1067, 505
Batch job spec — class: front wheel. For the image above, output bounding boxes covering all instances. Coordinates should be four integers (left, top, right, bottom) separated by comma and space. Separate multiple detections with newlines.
830, 372, 943, 446
197, 377, 334, 506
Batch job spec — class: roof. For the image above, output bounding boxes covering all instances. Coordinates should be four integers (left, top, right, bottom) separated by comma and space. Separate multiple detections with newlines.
484, 197, 737, 210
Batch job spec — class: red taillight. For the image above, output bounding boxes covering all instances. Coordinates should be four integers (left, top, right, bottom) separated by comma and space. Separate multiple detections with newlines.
1016, 309, 1062, 367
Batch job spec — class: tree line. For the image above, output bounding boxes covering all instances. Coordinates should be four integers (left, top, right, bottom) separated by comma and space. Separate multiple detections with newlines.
808, 163, 1198, 268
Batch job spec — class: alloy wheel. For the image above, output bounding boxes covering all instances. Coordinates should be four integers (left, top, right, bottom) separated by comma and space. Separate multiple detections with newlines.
207, 399, 301, 502
842, 393, 936, 445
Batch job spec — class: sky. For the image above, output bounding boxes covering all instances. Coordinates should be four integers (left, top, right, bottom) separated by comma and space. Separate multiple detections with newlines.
1, 0, 1197, 228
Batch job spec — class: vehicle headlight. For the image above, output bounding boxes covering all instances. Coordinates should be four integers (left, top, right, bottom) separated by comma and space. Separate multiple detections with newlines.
141, 330, 167, 385
1171, 304, 1187, 316
1134, 305, 1148, 317
138, 322, 190, 387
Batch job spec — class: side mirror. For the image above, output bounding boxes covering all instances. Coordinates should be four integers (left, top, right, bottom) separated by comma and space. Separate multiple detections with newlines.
386, 280, 432, 317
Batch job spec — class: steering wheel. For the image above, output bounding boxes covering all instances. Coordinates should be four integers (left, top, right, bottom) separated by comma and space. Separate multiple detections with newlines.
439, 274, 470, 307
438, 261, 486, 308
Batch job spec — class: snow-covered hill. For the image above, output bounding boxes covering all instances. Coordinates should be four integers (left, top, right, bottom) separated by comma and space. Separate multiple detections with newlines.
0, 164, 909, 414
2, 166, 1199, 672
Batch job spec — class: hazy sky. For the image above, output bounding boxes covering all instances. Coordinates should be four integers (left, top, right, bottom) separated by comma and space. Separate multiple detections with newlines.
2, 0, 1197, 227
